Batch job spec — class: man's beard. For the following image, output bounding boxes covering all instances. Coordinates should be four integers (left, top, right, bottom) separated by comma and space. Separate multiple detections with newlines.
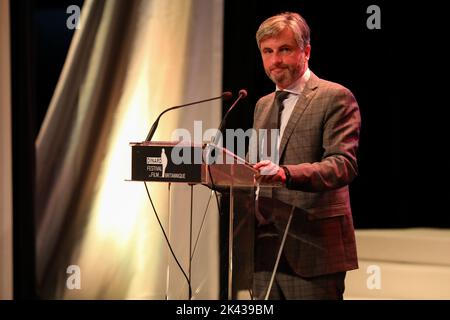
267, 64, 301, 87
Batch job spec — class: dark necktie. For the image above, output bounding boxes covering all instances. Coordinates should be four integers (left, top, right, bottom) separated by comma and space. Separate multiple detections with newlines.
264, 90, 290, 159
274, 90, 290, 129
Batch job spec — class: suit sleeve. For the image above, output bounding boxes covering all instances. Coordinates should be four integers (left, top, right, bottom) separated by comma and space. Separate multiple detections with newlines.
284, 87, 361, 192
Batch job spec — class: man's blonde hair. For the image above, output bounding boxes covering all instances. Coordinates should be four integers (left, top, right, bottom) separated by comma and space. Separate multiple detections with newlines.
256, 12, 310, 50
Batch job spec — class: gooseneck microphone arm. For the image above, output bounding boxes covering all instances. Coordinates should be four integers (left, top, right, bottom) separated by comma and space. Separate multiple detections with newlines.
145, 92, 233, 142
213, 89, 248, 145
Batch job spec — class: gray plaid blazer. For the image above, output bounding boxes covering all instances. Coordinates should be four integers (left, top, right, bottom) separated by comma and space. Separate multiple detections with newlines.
253, 71, 361, 277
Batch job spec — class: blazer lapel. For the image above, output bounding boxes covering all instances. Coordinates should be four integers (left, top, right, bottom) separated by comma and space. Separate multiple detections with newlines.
254, 92, 275, 131
278, 72, 320, 158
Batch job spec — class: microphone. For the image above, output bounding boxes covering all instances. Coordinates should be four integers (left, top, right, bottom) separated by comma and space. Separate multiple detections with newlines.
212, 89, 248, 144
145, 92, 233, 142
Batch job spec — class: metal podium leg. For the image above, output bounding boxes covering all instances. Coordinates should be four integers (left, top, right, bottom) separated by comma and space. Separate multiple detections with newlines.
165, 183, 171, 299
228, 183, 234, 300
189, 184, 194, 300
264, 205, 295, 300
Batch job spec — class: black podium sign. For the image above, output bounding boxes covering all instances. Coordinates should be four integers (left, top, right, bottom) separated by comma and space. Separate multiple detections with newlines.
131, 143, 202, 183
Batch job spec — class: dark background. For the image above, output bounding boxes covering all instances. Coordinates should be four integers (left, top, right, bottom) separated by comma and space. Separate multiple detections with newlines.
10, 0, 447, 299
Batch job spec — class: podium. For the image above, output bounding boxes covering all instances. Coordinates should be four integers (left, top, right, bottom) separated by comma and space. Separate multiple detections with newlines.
130, 141, 263, 299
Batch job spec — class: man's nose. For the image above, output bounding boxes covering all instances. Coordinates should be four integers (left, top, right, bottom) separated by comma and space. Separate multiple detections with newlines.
271, 52, 283, 65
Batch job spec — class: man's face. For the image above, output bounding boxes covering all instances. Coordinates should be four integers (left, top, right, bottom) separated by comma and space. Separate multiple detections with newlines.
260, 27, 310, 89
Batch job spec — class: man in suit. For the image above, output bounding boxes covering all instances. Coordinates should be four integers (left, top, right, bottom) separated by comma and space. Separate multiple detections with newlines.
251, 12, 361, 299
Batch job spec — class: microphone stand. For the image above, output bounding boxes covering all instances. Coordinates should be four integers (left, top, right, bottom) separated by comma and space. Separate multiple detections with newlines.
204, 89, 248, 169
207, 89, 247, 300
145, 92, 232, 142
212, 89, 247, 146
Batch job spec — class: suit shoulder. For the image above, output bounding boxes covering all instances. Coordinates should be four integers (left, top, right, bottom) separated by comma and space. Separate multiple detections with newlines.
255, 92, 274, 112
256, 92, 274, 105
317, 78, 355, 99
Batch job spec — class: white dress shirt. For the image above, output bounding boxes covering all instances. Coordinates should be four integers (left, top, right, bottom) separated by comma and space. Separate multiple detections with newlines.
276, 68, 311, 145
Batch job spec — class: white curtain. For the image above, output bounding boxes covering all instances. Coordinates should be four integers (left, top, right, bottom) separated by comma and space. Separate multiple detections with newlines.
35, 0, 223, 299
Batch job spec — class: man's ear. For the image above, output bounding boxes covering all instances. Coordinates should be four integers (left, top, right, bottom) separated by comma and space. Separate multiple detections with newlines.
304, 44, 311, 60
